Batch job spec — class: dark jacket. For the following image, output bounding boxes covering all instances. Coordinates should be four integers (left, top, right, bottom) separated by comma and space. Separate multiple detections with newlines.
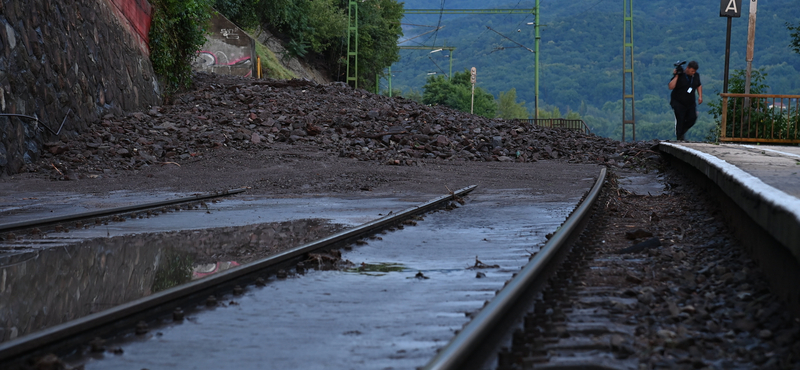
670, 72, 702, 107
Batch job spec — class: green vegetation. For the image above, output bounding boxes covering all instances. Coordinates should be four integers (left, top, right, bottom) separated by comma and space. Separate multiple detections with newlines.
790, 22, 800, 55
149, 0, 214, 96
404, 88, 423, 103
496, 88, 529, 119
352, 0, 404, 88
422, 69, 497, 118
253, 39, 296, 79
706, 69, 795, 142
393, 0, 800, 141
213, 0, 402, 86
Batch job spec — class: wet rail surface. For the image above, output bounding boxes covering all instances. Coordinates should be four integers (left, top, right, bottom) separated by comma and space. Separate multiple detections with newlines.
1, 187, 483, 364
63, 189, 579, 370
0, 175, 608, 370
0, 167, 618, 370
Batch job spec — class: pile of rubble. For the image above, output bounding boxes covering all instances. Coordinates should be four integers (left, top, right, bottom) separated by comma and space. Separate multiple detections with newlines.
34, 72, 658, 179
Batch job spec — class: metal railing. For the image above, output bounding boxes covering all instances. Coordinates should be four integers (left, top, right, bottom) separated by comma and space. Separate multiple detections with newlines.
720, 93, 800, 143
515, 118, 591, 134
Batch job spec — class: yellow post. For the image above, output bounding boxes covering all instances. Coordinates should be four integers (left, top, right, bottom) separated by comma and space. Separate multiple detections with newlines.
257, 56, 262, 79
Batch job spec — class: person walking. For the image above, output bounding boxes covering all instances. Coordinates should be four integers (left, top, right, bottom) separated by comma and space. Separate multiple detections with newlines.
668, 61, 703, 141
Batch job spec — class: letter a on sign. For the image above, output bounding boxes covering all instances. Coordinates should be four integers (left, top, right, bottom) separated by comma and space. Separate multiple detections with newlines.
720, 0, 742, 17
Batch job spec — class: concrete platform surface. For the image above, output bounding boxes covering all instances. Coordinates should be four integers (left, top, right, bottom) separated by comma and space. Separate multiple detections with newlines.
658, 141, 800, 264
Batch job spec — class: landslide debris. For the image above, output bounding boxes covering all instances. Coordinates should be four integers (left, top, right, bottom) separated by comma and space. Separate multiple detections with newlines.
31, 72, 657, 180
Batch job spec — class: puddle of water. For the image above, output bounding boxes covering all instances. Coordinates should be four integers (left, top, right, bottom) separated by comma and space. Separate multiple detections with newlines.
0, 196, 416, 253
0, 219, 346, 343
618, 172, 666, 196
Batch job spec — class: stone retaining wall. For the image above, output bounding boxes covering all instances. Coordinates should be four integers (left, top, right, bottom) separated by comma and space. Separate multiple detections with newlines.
0, 0, 161, 175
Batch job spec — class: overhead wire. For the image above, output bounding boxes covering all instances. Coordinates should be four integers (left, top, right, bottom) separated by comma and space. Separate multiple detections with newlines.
395, 0, 537, 88
428, 0, 447, 48
486, 26, 534, 53
428, 56, 448, 77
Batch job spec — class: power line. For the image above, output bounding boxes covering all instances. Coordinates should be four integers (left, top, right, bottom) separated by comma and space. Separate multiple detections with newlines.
399, 26, 444, 45
428, 56, 448, 77
486, 26, 534, 53
429, 0, 447, 48
401, 23, 439, 28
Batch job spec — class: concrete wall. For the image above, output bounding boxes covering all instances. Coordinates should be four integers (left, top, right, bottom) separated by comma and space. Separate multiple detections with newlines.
192, 12, 255, 77
0, 0, 161, 175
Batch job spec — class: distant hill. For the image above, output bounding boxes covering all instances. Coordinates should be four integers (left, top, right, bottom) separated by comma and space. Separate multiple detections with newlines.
393, 0, 800, 140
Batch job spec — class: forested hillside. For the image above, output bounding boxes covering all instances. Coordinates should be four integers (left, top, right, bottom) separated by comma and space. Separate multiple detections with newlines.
393, 0, 800, 141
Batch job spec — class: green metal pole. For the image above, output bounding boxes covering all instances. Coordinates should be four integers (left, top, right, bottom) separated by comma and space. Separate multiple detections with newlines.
535, 0, 540, 120
389, 66, 392, 97
346, 1, 358, 89
376, 74, 379, 94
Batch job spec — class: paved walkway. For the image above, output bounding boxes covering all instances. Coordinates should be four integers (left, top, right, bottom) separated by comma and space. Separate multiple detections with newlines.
678, 143, 800, 198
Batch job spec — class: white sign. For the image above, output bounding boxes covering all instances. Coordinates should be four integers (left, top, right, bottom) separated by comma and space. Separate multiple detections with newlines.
720, 0, 742, 17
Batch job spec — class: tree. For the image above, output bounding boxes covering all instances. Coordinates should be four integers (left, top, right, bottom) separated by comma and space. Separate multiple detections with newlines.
213, 0, 260, 29
213, 0, 402, 86
537, 106, 561, 119
497, 88, 530, 119
421, 74, 453, 106
422, 70, 497, 118
352, 0, 403, 88
789, 22, 800, 55
403, 88, 423, 103
306, 0, 347, 53
149, 0, 214, 95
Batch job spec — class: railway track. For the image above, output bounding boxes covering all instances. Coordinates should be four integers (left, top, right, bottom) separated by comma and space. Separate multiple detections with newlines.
0, 188, 247, 239
3, 162, 799, 370
0, 167, 608, 370
2, 184, 485, 368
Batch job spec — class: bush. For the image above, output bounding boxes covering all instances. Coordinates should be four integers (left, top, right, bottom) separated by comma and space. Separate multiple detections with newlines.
149, 0, 214, 96
706, 69, 792, 141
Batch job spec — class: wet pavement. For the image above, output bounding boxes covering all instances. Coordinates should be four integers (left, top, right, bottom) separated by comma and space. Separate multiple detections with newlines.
65, 189, 585, 370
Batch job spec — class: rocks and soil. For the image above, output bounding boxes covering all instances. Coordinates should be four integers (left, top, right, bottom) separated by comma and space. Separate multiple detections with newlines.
558, 169, 800, 369
11, 72, 657, 185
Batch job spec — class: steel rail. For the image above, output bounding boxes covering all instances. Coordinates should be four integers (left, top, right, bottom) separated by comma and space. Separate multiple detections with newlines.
0, 188, 247, 234
0, 185, 477, 364
423, 168, 606, 370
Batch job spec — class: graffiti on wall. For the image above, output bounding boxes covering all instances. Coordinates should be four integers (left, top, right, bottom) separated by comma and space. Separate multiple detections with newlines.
191, 13, 255, 77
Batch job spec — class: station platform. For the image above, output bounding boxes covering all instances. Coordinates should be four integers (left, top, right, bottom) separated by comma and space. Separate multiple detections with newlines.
658, 142, 800, 311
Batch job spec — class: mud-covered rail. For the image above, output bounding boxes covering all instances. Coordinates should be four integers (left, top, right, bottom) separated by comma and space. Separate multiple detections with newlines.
0, 185, 476, 367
